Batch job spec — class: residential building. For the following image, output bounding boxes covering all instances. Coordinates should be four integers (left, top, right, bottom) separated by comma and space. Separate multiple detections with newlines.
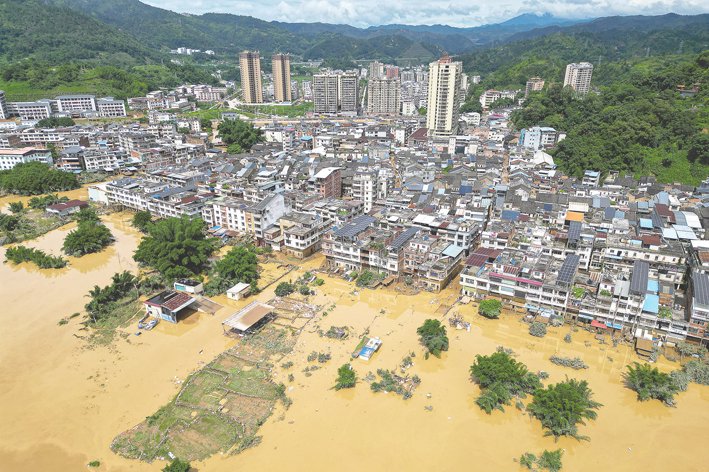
426, 55, 462, 137
369, 61, 384, 79
97, 98, 127, 117
521, 127, 558, 150
0, 147, 53, 170
240, 51, 263, 104
525, 77, 545, 97
367, 78, 400, 115
309, 167, 342, 198
56, 95, 96, 113
564, 62, 594, 95
7, 101, 52, 121
313, 73, 358, 115
272, 53, 292, 102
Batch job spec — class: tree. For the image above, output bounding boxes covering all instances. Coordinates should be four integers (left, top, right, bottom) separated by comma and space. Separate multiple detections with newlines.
416, 319, 449, 358
132, 210, 153, 232
334, 363, 356, 390
204, 245, 259, 295
35, 117, 75, 128
299, 285, 311, 296
8, 201, 24, 214
624, 362, 680, 406
478, 299, 502, 319
275, 282, 295, 297
520, 452, 537, 470
162, 458, 191, 472
133, 216, 216, 280
675, 341, 707, 362
527, 379, 601, 439
470, 350, 541, 414
218, 119, 263, 152
74, 207, 101, 224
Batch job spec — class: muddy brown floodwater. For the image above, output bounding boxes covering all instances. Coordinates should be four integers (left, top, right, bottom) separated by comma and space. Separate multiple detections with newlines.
0, 208, 707, 471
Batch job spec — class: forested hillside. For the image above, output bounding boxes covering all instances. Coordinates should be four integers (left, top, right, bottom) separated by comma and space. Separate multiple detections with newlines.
512, 52, 709, 184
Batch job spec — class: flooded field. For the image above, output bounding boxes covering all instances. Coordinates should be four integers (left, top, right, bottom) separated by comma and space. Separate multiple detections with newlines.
0, 183, 97, 213
0, 222, 707, 471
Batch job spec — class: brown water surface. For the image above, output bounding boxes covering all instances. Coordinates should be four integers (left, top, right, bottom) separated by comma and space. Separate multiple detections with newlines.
0, 237, 707, 471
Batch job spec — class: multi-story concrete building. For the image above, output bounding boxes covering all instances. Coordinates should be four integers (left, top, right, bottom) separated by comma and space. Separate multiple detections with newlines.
239, 51, 263, 104
0, 147, 53, 170
367, 78, 400, 115
308, 167, 342, 198
426, 55, 462, 137
369, 61, 384, 80
521, 127, 558, 150
279, 211, 329, 258
97, 98, 127, 117
56, 95, 97, 113
564, 62, 594, 95
272, 54, 292, 102
7, 101, 52, 121
525, 77, 545, 97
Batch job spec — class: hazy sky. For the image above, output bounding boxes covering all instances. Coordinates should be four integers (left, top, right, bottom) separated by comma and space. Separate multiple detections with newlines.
142, 0, 708, 27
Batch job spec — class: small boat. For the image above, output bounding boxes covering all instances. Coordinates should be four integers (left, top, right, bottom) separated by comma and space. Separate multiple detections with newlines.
137, 314, 149, 329
145, 319, 158, 331
134, 331, 141, 336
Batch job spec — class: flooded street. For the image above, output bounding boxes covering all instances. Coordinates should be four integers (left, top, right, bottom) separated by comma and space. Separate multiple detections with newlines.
0, 222, 707, 471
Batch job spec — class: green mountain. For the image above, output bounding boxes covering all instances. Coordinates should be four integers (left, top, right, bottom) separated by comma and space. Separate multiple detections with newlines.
0, 0, 157, 63
459, 14, 709, 89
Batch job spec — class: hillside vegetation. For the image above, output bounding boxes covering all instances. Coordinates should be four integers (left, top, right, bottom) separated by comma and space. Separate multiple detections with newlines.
512, 52, 709, 184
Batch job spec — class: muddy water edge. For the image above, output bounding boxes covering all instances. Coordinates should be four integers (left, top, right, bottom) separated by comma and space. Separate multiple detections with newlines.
0, 206, 706, 471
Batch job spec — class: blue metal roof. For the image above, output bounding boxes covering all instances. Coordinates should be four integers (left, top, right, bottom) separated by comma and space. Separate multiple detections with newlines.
643, 294, 659, 314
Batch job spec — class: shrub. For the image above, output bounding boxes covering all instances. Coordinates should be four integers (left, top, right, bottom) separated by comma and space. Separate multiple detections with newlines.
529, 321, 547, 337
275, 282, 295, 297
564, 333, 572, 343
355, 269, 376, 287
334, 363, 356, 390
163, 458, 191, 472
5, 245, 67, 269
683, 359, 709, 385
624, 362, 679, 406
549, 355, 588, 370
299, 285, 311, 296
416, 319, 449, 358
478, 298, 502, 319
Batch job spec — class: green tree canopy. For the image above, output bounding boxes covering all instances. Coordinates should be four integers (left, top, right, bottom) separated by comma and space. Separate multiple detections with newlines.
623, 362, 679, 406
204, 245, 259, 295
218, 119, 263, 152
133, 216, 216, 280
131, 210, 153, 232
162, 458, 191, 472
0, 161, 79, 195
35, 117, 75, 128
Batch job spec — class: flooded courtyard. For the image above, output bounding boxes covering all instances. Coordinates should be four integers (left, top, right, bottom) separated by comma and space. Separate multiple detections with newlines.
0, 199, 707, 471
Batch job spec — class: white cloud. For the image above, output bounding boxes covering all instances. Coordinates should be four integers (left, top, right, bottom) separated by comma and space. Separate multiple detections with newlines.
143, 0, 709, 27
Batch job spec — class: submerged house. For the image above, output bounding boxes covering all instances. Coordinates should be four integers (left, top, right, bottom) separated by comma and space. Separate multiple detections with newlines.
144, 290, 196, 323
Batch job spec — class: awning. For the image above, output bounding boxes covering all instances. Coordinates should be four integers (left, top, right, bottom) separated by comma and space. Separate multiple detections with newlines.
605, 321, 623, 330
578, 313, 594, 320
591, 320, 609, 329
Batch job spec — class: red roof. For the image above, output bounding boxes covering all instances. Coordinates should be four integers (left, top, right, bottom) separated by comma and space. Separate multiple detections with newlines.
642, 234, 662, 247
47, 199, 88, 211
591, 320, 608, 329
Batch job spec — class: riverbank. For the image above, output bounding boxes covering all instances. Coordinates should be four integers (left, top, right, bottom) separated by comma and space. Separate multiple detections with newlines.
0, 237, 707, 471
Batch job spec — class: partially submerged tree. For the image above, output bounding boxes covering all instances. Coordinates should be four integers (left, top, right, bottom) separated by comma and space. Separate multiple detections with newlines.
204, 245, 259, 295
334, 363, 356, 390
275, 281, 295, 297
162, 458, 191, 472
624, 362, 680, 406
416, 319, 449, 358
133, 216, 216, 280
470, 349, 541, 414
527, 379, 601, 439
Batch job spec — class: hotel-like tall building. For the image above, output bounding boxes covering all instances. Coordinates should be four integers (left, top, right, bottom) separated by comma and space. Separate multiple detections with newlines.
239, 51, 263, 104
313, 73, 358, 115
563, 62, 594, 95
272, 53, 292, 102
426, 54, 462, 137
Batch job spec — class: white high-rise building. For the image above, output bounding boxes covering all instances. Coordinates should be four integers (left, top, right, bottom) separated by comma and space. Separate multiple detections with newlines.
426, 55, 462, 137
564, 62, 594, 95
367, 78, 400, 115
0, 90, 7, 120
